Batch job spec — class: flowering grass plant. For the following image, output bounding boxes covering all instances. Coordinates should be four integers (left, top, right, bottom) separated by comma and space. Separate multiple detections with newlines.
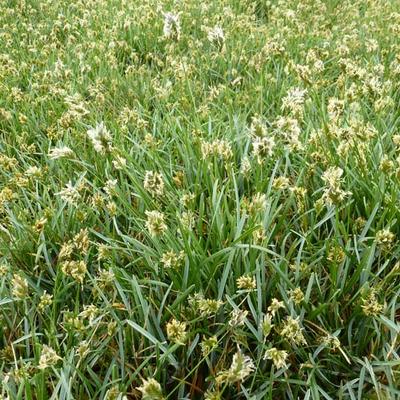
0, 0, 400, 398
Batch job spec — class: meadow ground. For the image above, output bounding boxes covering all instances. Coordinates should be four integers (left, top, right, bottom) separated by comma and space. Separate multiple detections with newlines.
0, 0, 400, 398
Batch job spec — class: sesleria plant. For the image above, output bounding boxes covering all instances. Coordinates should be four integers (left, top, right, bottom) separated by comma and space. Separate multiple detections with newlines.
0, 0, 400, 399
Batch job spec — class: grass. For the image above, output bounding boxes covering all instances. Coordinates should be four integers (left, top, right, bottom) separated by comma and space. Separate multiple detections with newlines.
0, 0, 400, 398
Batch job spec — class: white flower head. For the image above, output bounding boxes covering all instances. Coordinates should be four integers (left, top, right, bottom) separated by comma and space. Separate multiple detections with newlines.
38, 345, 61, 369
207, 26, 225, 46
144, 171, 164, 196
162, 12, 181, 40
263, 347, 288, 369
87, 122, 112, 154
57, 181, 81, 205
281, 87, 307, 114
48, 146, 74, 160
223, 348, 255, 383
137, 378, 164, 400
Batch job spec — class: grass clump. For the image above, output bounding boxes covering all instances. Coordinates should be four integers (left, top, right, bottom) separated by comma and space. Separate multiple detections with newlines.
0, 0, 400, 398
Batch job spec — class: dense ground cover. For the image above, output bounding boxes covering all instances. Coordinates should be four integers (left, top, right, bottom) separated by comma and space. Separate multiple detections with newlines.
1, 0, 400, 398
